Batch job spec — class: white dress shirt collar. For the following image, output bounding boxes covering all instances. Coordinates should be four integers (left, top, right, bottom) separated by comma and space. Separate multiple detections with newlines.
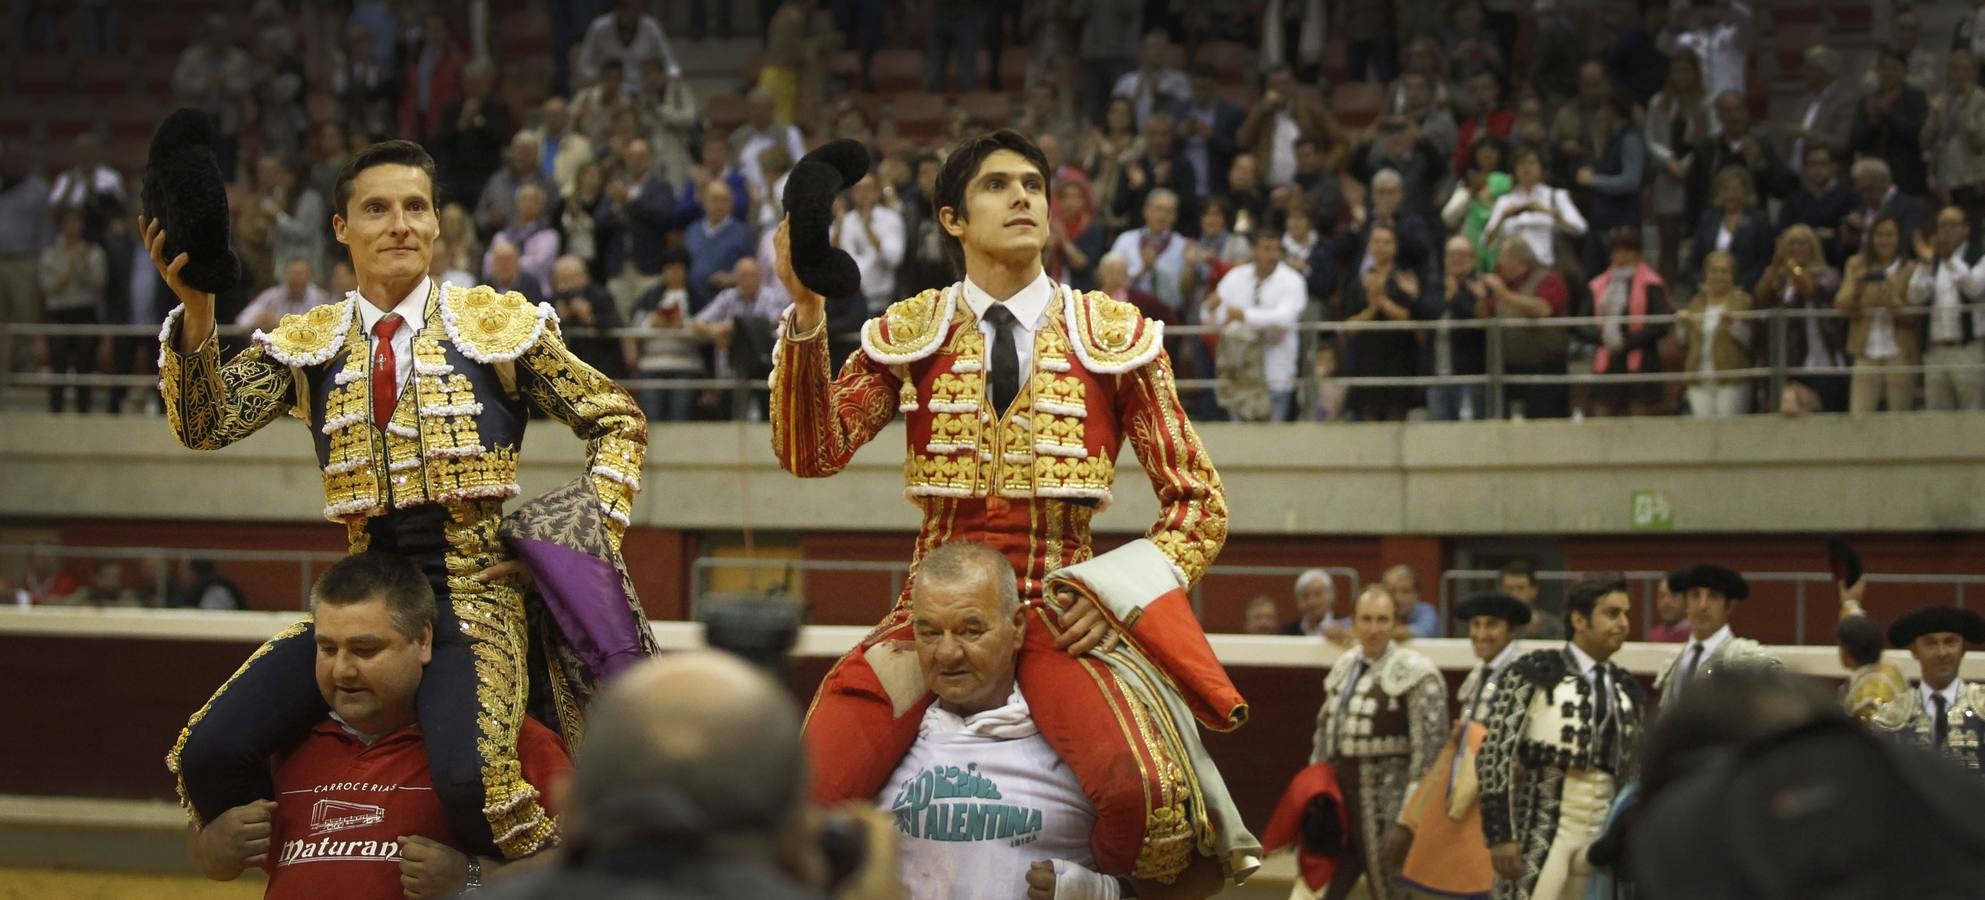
1568, 641, 1603, 681
1922, 678, 1967, 711
1684, 623, 1734, 661
1485, 640, 1522, 673
962, 269, 1055, 331
355, 276, 433, 333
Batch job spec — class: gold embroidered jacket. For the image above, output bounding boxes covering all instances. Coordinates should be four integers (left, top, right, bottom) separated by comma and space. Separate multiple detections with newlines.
770, 282, 1226, 598
157, 283, 646, 541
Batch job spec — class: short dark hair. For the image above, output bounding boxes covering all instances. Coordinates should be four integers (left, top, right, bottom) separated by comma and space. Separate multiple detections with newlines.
1605, 90, 1635, 120
310, 552, 436, 642
931, 129, 1050, 276
1837, 614, 1886, 667
1500, 559, 1537, 584
1564, 571, 1628, 633
333, 140, 438, 218
1201, 195, 1233, 229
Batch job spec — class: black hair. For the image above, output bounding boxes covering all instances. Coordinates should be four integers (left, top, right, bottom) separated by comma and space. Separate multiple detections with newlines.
657, 247, 691, 270
1877, 46, 1908, 67
333, 140, 437, 218
1837, 615, 1886, 667
1564, 571, 1628, 633
931, 129, 1050, 277
1252, 225, 1285, 245
1606, 90, 1636, 120
310, 551, 436, 642
1500, 559, 1538, 584
1803, 141, 1835, 164
1201, 195, 1233, 229
1470, 135, 1510, 172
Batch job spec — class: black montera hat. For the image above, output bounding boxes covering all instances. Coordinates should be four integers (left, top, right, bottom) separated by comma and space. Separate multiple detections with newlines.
140, 108, 241, 295
1453, 591, 1533, 627
1887, 605, 1985, 649
780, 139, 869, 300
1677, 564, 1748, 601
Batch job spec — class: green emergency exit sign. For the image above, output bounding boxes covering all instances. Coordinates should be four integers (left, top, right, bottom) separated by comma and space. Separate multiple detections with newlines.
1631, 490, 1674, 531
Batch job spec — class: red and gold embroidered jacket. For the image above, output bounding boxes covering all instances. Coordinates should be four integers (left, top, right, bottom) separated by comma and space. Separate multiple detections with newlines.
771, 282, 1227, 602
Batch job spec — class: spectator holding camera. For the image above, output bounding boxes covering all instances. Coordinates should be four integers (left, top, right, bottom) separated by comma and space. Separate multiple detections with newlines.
1837, 215, 1921, 413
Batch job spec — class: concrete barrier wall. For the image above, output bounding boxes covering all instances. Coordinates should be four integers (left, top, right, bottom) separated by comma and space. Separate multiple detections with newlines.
3, 412, 1981, 535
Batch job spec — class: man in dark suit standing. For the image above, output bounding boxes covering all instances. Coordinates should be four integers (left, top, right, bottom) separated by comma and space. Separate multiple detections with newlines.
1175, 65, 1246, 199
1850, 48, 1932, 199
1778, 143, 1859, 267
1686, 90, 1794, 228
1841, 156, 1930, 258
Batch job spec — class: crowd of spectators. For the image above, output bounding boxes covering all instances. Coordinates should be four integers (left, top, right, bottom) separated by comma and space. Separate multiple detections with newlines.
4, 0, 1984, 422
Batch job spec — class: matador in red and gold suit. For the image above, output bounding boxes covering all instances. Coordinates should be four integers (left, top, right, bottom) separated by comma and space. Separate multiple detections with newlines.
771, 257, 1253, 882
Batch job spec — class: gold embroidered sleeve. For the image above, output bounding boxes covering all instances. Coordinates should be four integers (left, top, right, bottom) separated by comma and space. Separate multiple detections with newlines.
515, 328, 647, 544
768, 324, 900, 478
158, 326, 295, 451
1116, 350, 1227, 586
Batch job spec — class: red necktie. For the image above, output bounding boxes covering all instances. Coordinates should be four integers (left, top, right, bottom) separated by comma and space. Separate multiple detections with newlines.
372, 314, 404, 430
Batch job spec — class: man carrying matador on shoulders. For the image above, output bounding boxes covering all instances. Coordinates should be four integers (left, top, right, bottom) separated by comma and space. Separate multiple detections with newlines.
138, 112, 653, 870
769, 132, 1261, 892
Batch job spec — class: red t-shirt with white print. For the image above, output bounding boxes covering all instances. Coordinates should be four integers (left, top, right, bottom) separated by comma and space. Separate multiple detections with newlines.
263, 716, 569, 899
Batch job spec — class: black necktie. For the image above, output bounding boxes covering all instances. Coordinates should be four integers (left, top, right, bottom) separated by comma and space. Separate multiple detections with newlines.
1338, 659, 1366, 713
985, 305, 1019, 415
1676, 642, 1705, 698
1934, 692, 1951, 747
1467, 666, 1494, 722
1594, 667, 1615, 761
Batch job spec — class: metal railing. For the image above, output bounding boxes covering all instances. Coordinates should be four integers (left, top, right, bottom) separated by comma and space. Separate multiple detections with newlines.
8, 307, 1984, 418
0, 543, 346, 610
11, 543, 1983, 646
687, 554, 1362, 623
1439, 567, 1985, 645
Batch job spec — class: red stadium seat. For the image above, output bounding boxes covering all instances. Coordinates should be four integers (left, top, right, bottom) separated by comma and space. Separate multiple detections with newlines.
705, 94, 752, 136
1765, 0, 1822, 26
1322, 40, 1348, 85
956, 91, 1012, 129
498, 10, 552, 57
77, 61, 127, 95
1193, 41, 1251, 83
891, 92, 946, 141
1831, 1, 1871, 32
1775, 23, 1825, 77
1332, 82, 1386, 131
106, 105, 156, 144
843, 92, 887, 129
19, 53, 70, 93
997, 48, 1034, 89
1217, 83, 1259, 112
873, 49, 923, 93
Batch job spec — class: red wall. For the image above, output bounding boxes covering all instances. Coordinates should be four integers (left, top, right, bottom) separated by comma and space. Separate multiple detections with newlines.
21, 518, 1985, 645
42, 520, 697, 621
1564, 534, 1985, 644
